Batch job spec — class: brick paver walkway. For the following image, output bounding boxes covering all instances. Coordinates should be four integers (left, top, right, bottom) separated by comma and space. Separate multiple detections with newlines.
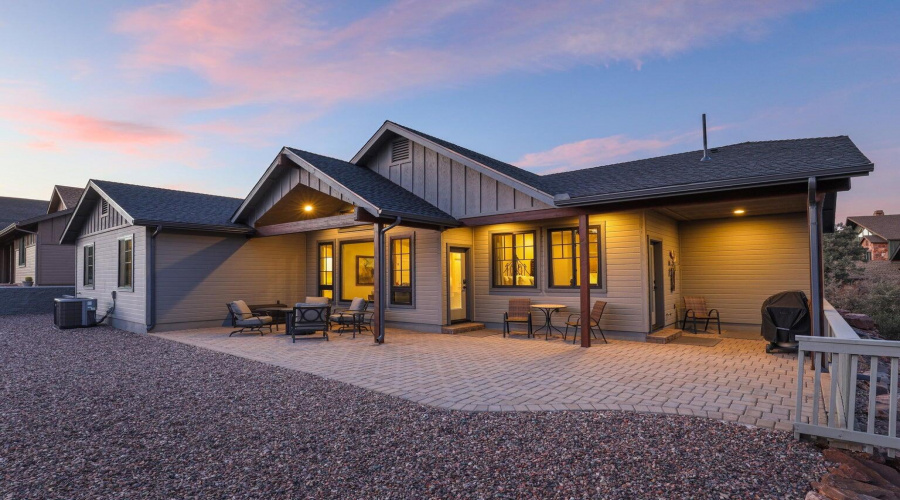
156, 328, 824, 432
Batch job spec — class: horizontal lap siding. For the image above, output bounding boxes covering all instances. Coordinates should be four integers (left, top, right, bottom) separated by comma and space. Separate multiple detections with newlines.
76, 225, 146, 332
471, 212, 645, 333
14, 239, 35, 284
305, 226, 442, 326
363, 139, 551, 218
645, 211, 681, 327
679, 213, 810, 325
155, 232, 307, 327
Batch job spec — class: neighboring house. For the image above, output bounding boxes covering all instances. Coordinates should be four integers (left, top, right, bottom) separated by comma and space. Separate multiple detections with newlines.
0, 195, 52, 285
846, 211, 900, 261
61, 121, 874, 341
0, 185, 85, 286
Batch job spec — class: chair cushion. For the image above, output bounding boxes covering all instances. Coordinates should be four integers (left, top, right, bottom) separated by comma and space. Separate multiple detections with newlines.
235, 315, 272, 327
305, 296, 329, 304
229, 300, 253, 320
349, 297, 365, 312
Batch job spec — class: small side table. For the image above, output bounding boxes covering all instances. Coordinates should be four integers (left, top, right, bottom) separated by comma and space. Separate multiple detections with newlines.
531, 304, 566, 340
257, 306, 292, 332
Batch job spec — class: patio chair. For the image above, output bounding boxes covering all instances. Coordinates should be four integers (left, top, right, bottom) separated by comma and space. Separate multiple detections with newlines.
503, 298, 533, 338
305, 296, 330, 305
682, 296, 721, 335
226, 300, 273, 337
330, 298, 371, 336
288, 304, 331, 342
564, 300, 608, 345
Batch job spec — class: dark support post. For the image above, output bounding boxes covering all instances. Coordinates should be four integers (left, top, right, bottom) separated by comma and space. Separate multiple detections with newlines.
808, 177, 825, 339
578, 214, 591, 348
373, 221, 384, 344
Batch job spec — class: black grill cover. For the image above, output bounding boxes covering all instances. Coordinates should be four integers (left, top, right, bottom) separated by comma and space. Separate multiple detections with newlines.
761, 291, 810, 343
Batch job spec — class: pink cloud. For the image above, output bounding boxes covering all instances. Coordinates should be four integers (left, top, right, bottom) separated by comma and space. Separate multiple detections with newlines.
113, 0, 814, 110
21, 109, 184, 145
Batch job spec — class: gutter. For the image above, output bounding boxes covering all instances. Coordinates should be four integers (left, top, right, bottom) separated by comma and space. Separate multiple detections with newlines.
132, 220, 254, 235
553, 164, 875, 207
146, 225, 162, 332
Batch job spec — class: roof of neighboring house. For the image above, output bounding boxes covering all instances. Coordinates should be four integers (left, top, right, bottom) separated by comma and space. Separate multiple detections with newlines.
50, 185, 85, 212
0, 196, 49, 228
846, 214, 900, 241
543, 136, 873, 204
286, 148, 458, 225
864, 234, 888, 244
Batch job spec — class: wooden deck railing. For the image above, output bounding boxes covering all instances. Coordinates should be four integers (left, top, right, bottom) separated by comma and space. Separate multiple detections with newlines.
794, 300, 900, 455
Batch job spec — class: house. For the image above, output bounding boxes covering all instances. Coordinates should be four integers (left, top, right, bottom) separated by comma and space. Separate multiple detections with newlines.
0, 192, 61, 285
846, 211, 900, 261
60, 121, 874, 343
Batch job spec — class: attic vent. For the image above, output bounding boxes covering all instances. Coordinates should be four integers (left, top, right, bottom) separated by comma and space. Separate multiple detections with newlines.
391, 138, 410, 163
100, 199, 109, 217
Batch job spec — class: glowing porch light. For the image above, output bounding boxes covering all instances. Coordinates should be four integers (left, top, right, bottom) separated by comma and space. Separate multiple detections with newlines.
303, 204, 314, 213
733, 209, 746, 215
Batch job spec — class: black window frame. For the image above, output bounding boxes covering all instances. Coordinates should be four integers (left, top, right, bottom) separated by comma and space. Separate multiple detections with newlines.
389, 235, 414, 306
490, 230, 537, 289
547, 226, 603, 289
117, 235, 133, 290
83, 243, 95, 288
317, 241, 334, 300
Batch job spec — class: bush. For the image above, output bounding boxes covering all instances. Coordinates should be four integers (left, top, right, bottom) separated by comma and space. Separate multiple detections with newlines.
828, 277, 900, 340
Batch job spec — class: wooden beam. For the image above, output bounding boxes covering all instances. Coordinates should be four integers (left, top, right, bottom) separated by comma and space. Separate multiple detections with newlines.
254, 214, 360, 236
459, 207, 589, 226
579, 214, 591, 348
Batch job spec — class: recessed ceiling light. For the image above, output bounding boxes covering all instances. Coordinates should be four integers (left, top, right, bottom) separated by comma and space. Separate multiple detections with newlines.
303, 204, 314, 213
733, 209, 746, 215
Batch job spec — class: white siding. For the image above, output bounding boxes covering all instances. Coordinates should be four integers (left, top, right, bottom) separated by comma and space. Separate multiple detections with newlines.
154, 232, 307, 330
645, 210, 682, 328
469, 212, 646, 334
679, 213, 810, 325
76, 225, 147, 333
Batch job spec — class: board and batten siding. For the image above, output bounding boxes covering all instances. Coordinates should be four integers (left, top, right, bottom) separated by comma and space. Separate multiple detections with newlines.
245, 164, 355, 227
304, 225, 444, 329
79, 199, 129, 237
36, 214, 76, 286
645, 210, 682, 328
678, 212, 810, 325
76, 225, 147, 333
361, 139, 552, 219
469, 212, 646, 335
154, 231, 307, 331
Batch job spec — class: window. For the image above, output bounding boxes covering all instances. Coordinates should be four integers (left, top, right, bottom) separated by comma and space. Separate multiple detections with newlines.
491, 231, 536, 288
317, 242, 334, 299
117, 235, 133, 289
100, 199, 109, 217
390, 236, 413, 305
548, 227, 602, 288
339, 240, 375, 302
17, 238, 25, 266
83, 244, 95, 287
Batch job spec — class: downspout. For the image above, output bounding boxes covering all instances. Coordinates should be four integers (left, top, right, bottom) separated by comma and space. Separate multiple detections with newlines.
807, 177, 825, 340
146, 225, 162, 332
375, 217, 401, 344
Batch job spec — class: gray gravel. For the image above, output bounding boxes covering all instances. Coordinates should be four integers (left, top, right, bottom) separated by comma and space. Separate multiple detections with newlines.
1, 314, 825, 499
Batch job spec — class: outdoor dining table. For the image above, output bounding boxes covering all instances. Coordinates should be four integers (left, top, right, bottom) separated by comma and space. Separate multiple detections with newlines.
256, 306, 292, 332
531, 303, 567, 339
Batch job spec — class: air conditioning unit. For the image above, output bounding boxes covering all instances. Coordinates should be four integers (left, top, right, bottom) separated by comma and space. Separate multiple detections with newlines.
54, 297, 97, 329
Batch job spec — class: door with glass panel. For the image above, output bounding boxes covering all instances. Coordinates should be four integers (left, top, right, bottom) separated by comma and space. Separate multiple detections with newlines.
448, 248, 469, 322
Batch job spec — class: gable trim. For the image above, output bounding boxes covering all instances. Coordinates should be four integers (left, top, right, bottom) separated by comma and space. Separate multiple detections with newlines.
59, 181, 135, 244
351, 121, 556, 206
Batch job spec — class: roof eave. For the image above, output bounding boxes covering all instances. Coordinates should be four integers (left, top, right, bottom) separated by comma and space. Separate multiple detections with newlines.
132, 219, 254, 235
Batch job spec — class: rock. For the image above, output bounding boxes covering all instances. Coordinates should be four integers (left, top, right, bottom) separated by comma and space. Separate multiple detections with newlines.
833, 463, 875, 483
819, 473, 900, 499
805, 491, 828, 500
845, 313, 877, 331
823, 449, 900, 495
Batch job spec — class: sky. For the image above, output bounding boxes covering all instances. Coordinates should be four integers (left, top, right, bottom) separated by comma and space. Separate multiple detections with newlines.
0, 0, 897, 221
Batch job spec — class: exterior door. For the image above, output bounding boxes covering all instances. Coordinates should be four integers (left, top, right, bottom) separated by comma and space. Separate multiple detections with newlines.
649, 239, 665, 331
448, 248, 469, 322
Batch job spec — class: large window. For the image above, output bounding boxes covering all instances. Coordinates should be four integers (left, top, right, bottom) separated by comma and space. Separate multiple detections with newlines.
340, 240, 374, 302
492, 231, 536, 288
317, 242, 334, 299
83, 244, 95, 287
117, 235, 133, 289
390, 236, 413, 305
17, 238, 25, 266
548, 227, 601, 288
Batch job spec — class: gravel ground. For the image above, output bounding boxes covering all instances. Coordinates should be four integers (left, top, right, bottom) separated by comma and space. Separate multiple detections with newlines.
1, 315, 825, 499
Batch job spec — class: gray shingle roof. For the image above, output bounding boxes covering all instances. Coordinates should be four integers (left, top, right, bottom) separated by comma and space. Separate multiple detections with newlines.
389, 122, 555, 195
54, 186, 84, 210
91, 180, 248, 229
0, 196, 49, 227
287, 148, 457, 224
543, 136, 872, 201
847, 214, 900, 240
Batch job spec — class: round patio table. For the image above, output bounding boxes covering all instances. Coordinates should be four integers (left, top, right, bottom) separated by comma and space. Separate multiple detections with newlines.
531, 303, 566, 339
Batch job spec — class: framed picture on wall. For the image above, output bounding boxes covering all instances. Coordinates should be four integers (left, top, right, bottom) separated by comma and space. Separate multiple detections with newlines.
356, 256, 375, 285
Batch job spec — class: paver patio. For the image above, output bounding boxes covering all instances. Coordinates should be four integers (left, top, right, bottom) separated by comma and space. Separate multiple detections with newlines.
156, 327, 825, 432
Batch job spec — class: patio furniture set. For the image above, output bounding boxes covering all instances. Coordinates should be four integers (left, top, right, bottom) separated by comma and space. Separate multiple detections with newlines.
226, 297, 374, 342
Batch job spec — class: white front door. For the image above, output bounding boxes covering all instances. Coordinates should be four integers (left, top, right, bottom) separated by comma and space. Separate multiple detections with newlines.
449, 249, 468, 322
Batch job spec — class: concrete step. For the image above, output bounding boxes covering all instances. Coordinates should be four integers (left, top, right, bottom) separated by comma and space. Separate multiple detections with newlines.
646, 328, 683, 344
442, 322, 486, 334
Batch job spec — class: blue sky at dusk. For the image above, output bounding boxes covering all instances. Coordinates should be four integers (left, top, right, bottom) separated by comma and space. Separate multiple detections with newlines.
0, 1, 897, 220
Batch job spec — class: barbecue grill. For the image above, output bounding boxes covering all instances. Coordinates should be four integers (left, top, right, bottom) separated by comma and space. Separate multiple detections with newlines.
760, 291, 810, 353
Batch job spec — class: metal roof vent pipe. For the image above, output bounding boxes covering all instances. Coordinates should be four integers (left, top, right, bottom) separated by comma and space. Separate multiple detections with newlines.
700, 113, 712, 162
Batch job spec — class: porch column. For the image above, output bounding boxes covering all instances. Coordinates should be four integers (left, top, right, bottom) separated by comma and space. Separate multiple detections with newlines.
578, 214, 591, 348
373, 221, 385, 344
808, 177, 825, 338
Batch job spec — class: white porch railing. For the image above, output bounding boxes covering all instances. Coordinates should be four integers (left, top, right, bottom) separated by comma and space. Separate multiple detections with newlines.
794, 300, 900, 455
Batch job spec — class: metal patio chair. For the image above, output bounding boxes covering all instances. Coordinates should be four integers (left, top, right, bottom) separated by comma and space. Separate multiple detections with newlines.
503, 298, 533, 338
226, 300, 273, 337
288, 304, 331, 342
564, 300, 608, 345
682, 296, 721, 334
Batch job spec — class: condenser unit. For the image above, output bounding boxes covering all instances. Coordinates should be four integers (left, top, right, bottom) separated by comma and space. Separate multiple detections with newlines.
54, 297, 97, 329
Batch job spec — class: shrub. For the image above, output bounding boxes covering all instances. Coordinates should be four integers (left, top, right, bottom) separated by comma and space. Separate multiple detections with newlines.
827, 277, 900, 340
